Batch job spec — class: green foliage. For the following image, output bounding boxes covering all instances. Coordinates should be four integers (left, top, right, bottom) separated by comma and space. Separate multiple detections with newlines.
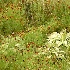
23, 29, 43, 46
0, 0, 70, 35
0, 20, 23, 35
0, 29, 70, 70
0, 0, 70, 70
0, 5, 23, 35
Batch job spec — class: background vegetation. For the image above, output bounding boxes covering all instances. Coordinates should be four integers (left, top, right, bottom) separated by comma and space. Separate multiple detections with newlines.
0, 0, 70, 70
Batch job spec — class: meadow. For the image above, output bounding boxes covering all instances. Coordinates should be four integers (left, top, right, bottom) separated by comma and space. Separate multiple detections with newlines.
0, 0, 70, 70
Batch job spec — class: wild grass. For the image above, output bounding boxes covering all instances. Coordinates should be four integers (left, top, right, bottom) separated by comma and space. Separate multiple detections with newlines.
0, 0, 70, 35
0, 0, 70, 70
0, 29, 70, 70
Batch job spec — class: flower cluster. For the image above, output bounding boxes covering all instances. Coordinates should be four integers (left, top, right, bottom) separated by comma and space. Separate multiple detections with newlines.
46, 29, 70, 59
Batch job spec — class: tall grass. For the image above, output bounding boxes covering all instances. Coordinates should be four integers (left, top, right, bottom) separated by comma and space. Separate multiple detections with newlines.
0, 0, 70, 35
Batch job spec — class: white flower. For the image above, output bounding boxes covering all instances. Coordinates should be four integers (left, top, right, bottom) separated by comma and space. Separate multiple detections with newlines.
48, 32, 61, 44
56, 41, 62, 47
63, 41, 67, 46
55, 47, 59, 52
52, 51, 58, 56
48, 32, 58, 39
47, 55, 51, 59
58, 54, 64, 58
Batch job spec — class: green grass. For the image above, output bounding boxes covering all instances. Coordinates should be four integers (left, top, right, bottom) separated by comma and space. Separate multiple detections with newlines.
0, 29, 70, 70
0, 0, 70, 35
0, 0, 70, 70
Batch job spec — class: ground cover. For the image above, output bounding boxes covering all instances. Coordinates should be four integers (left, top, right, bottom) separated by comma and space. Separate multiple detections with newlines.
0, 0, 70, 70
